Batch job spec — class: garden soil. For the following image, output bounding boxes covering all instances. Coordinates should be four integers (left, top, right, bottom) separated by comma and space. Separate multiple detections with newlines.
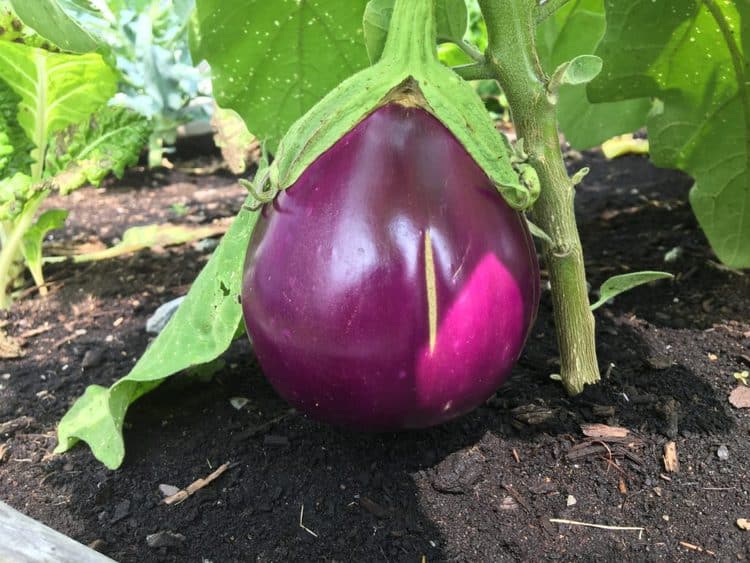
1, 148, 749, 562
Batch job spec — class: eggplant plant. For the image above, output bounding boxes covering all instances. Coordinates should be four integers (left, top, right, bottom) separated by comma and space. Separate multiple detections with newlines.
54, 0, 746, 469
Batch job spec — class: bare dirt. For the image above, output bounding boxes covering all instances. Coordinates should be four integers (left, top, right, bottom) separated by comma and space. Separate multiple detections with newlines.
1, 149, 749, 562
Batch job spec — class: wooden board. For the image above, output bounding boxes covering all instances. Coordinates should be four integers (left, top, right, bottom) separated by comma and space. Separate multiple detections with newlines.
0, 501, 115, 562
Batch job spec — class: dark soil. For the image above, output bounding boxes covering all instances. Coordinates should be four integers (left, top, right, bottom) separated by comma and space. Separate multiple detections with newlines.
1, 151, 749, 562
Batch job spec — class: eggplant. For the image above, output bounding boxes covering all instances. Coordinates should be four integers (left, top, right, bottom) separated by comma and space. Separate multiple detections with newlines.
242, 103, 539, 430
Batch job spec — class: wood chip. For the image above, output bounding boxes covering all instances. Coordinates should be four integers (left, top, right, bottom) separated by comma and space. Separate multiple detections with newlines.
679, 541, 716, 556
618, 478, 628, 495
162, 462, 230, 505
663, 441, 679, 473
737, 518, 750, 531
581, 423, 630, 438
728, 386, 750, 408
0, 443, 8, 464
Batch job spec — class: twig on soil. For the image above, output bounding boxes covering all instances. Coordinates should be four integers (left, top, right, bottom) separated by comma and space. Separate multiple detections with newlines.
0, 416, 34, 436
679, 541, 716, 557
162, 462, 230, 505
511, 448, 521, 463
502, 483, 531, 512
550, 518, 645, 538
299, 504, 318, 538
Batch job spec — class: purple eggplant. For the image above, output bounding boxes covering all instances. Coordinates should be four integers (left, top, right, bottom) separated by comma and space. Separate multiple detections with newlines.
242, 104, 540, 430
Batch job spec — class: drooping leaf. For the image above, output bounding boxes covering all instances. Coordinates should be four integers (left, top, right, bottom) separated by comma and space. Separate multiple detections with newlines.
0, 0, 52, 48
44, 108, 150, 194
589, 0, 750, 268
9, 0, 99, 52
0, 41, 117, 176
364, 0, 469, 63
55, 202, 260, 469
21, 208, 68, 288
535, 0, 650, 149
590, 271, 674, 311
191, 0, 370, 151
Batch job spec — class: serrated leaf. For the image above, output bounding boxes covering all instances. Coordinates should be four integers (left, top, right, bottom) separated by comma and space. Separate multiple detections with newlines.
55, 202, 260, 469
21, 208, 67, 288
590, 0, 750, 268
191, 0, 370, 151
44, 108, 150, 194
10, 0, 99, 53
364, 0, 468, 63
535, 0, 650, 149
0, 42, 117, 178
590, 271, 673, 311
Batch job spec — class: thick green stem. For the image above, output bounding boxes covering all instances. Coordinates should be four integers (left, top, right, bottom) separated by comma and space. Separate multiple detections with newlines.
0, 192, 46, 308
479, 0, 600, 395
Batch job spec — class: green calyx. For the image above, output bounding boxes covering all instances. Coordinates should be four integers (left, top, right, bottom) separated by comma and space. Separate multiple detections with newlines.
246, 0, 539, 212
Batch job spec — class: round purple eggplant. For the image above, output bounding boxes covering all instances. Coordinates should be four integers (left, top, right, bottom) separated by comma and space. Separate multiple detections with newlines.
242, 103, 540, 430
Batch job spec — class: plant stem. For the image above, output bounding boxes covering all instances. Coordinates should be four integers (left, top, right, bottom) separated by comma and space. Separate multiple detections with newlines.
478, 0, 600, 395
456, 39, 485, 63
0, 193, 46, 308
452, 62, 493, 80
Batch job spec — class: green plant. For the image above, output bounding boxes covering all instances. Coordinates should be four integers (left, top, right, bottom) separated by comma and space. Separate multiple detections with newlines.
0, 37, 149, 307
12, 0, 208, 167
55, 0, 745, 468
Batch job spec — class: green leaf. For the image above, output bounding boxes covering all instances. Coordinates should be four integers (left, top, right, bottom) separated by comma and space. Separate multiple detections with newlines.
21, 208, 67, 288
44, 107, 150, 194
550, 55, 602, 89
0, 41, 118, 178
590, 271, 674, 311
589, 0, 750, 268
0, 79, 33, 179
535, 0, 650, 149
191, 0, 370, 151
55, 202, 260, 469
364, 0, 469, 63
9, 0, 99, 53
435, 0, 468, 43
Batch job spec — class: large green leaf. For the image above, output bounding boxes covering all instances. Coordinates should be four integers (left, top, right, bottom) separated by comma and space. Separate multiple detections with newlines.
0, 42, 117, 177
191, 0, 370, 150
9, 0, 99, 53
44, 107, 150, 194
55, 202, 259, 469
0, 79, 33, 178
535, 0, 650, 150
590, 0, 750, 268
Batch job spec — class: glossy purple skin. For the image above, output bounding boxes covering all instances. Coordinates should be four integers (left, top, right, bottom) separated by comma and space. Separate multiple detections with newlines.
242, 104, 540, 430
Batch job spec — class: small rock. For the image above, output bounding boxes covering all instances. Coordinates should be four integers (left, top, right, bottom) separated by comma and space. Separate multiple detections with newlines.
81, 348, 104, 370
737, 518, 750, 531
566, 495, 577, 507
111, 499, 131, 523
195, 238, 219, 252
497, 496, 519, 510
145, 296, 186, 334
717, 445, 729, 461
158, 484, 181, 497
263, 435, 289, 447
146, 531, 186, 548
229, 397, 249, 410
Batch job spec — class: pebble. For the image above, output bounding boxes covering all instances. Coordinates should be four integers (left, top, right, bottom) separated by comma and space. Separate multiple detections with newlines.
146, 531, 186, 548
145, 296, 186, 334
566, 495, 577, 507
158, 484, 181, 497
81, 348, 104, 370
717, 445, 729, 461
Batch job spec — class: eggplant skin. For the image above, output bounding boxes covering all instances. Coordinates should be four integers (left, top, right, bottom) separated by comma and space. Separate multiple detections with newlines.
242, 104, 540, 430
